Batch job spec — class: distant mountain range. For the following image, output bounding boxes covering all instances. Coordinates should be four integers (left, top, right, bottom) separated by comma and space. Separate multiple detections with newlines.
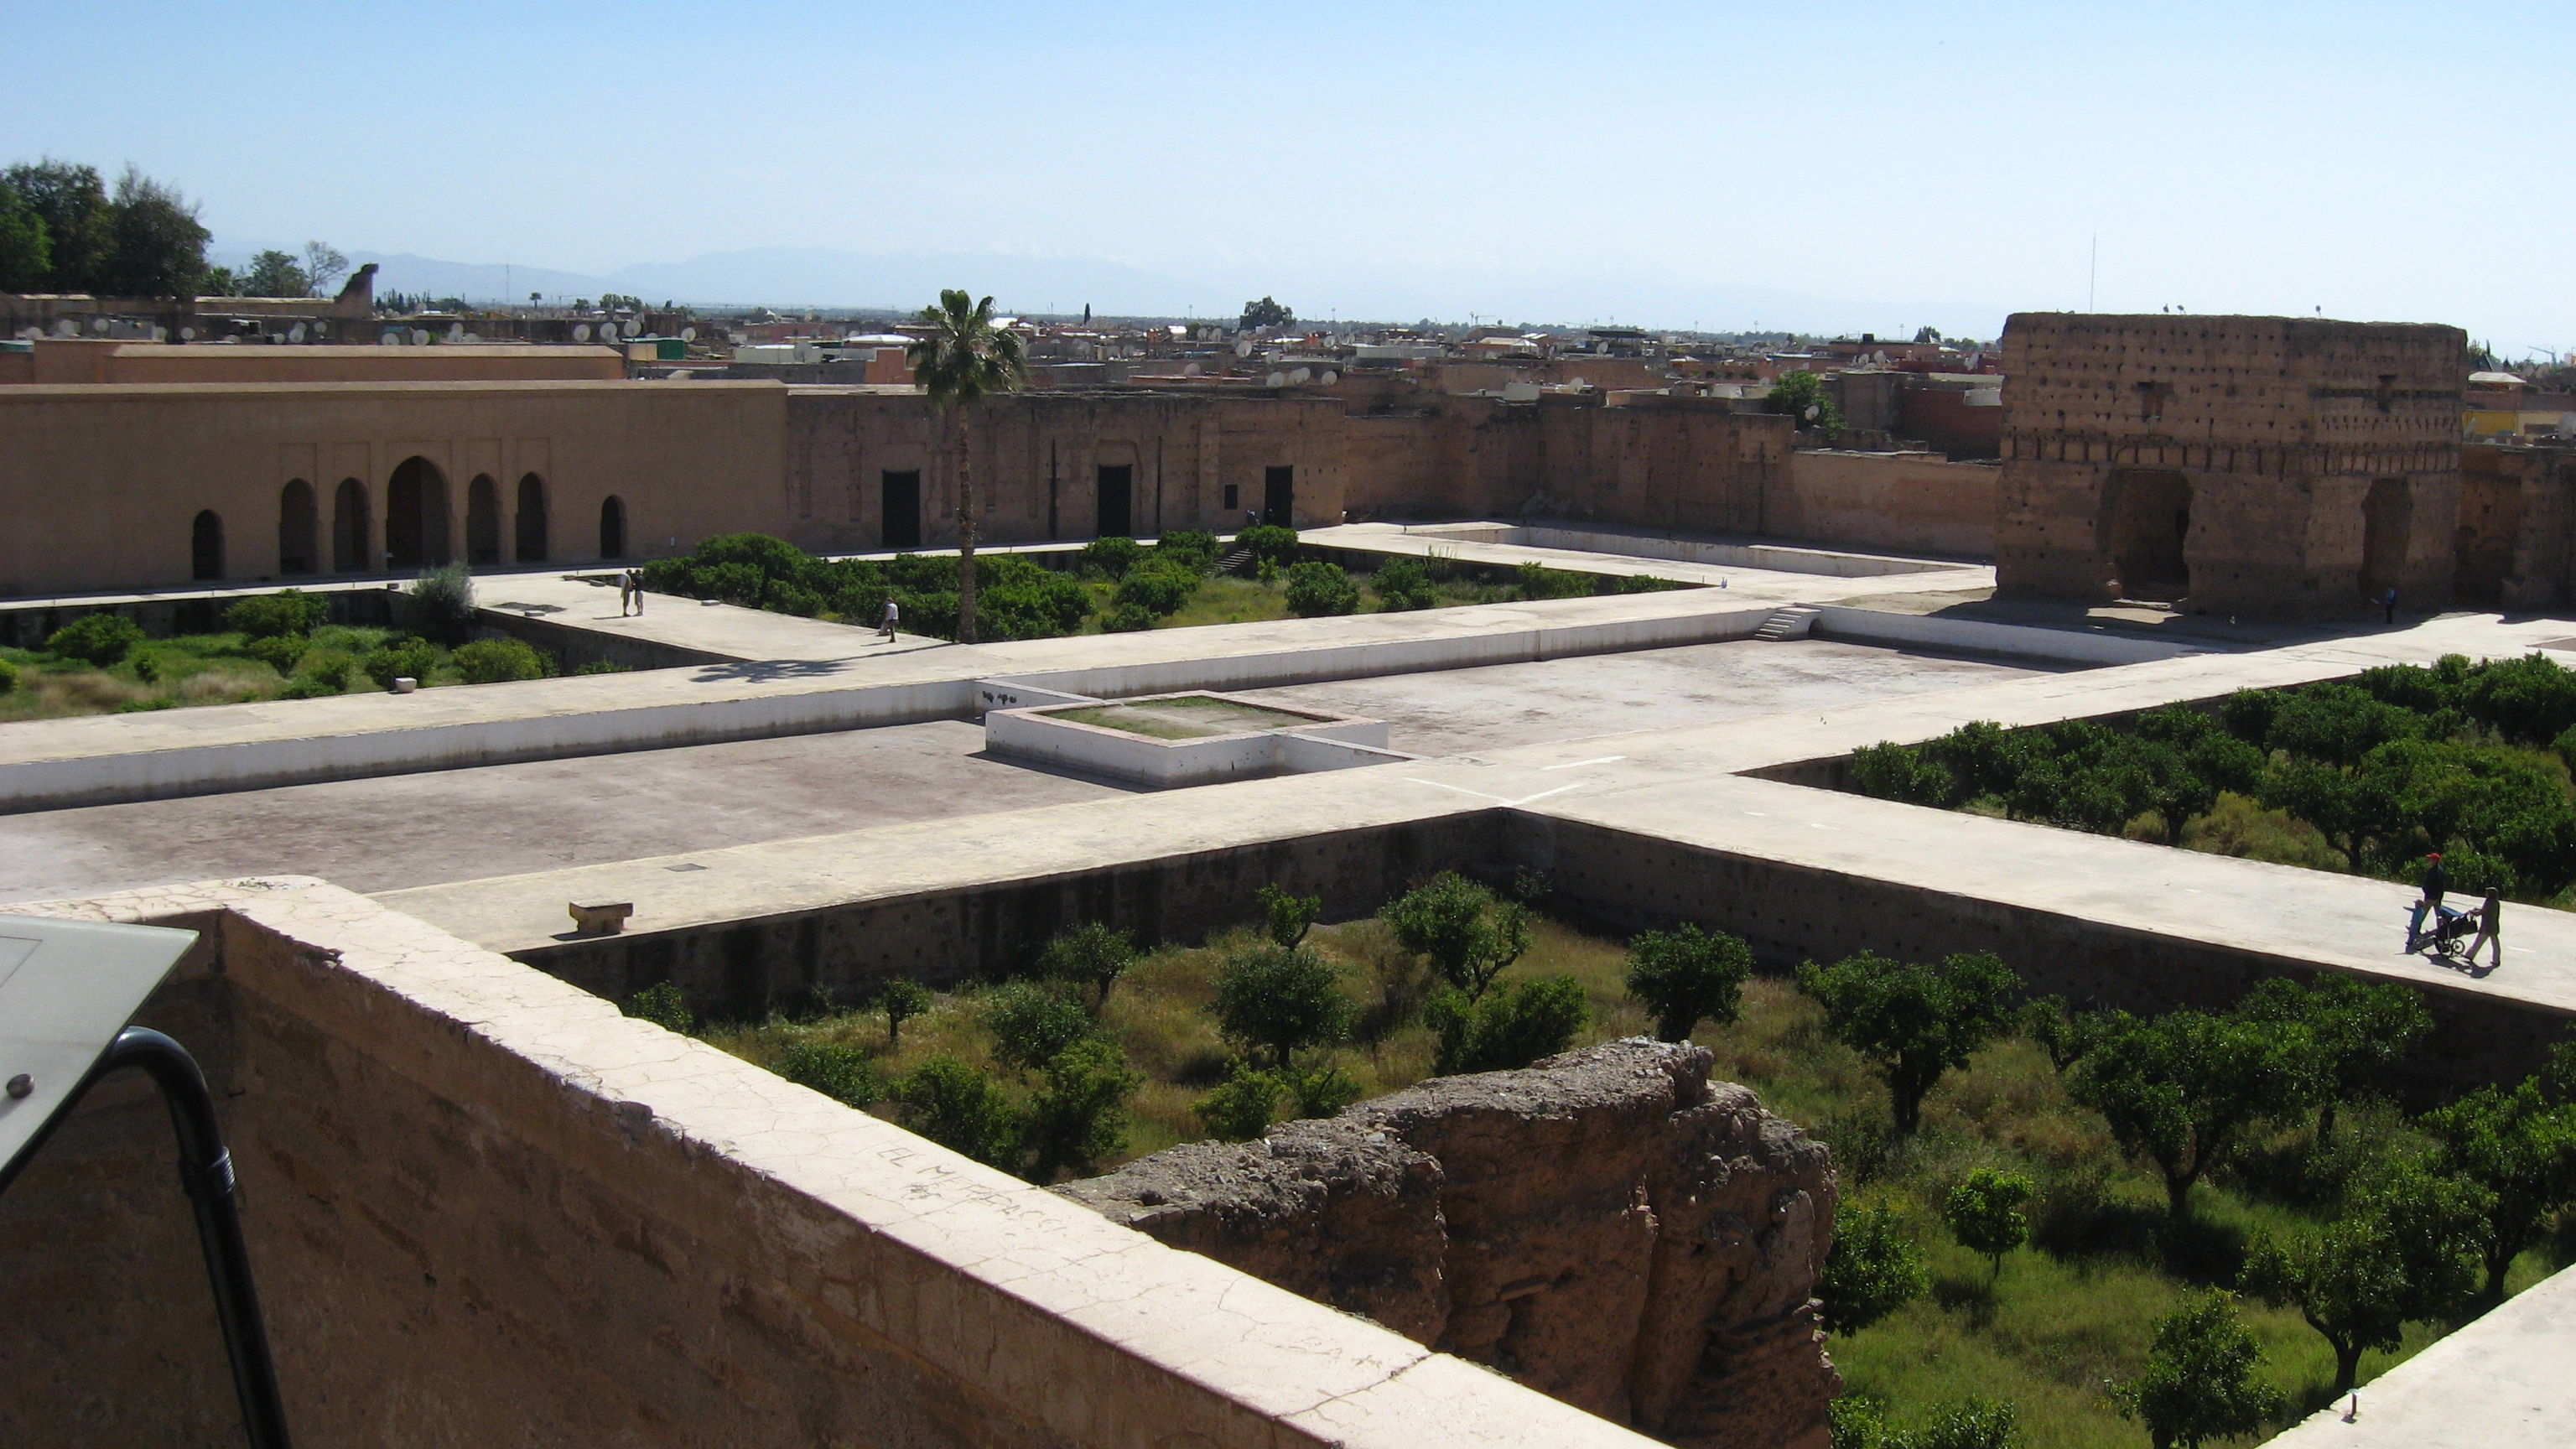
211, 241, 2007, 338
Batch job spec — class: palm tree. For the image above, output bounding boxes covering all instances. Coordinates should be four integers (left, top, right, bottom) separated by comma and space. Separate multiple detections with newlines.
906, 289, 1026, 643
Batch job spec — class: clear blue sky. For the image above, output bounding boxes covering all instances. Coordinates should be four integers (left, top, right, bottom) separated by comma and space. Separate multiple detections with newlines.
3, 2, 2564, 348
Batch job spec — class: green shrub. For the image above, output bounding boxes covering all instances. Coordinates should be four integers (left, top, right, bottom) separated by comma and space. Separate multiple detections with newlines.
1192, 1062, 1283, 1141
1257, 882, 1320, 948
1077, 535, 1144, 579
895, 1055, 1021, 1167
1153, 529, 1221, 573
1036, 922, 1137, 1009
1237, 523, 1298, 568
0, 657, 17, 693
224, 589, 328, 639
1624, 923, 1753, 1042
1102, 600, 1157, 632
1021, 1036, 1144, 1182
780, 1040, 884, 1108
1370, 558, 1438, 611
1797, 949, 2023, 1136
46, 612, 145, 666
1284, 560, 1358, 617
1943, 1168, 2035, 1278
624, 981, 693, 1034
1280, 1061, 1362, 1119
1426, 974, 1587, 1073
361, 637, 444, 688
1515, 562, 1593, 600
983, 980, 1094, 1072
299, 654, 356, 693
877, 979, 932, 1046
574, 658, 634, 675
128, 651, 160, 684
1112, 559, 1200, 617
2113, 1291, 2283, 1449
242, 633, 309, 673
452, 636, 551, 684
1384, 872, 1530, 1000
1818, 1200, 1928, 1332
1212, 943, 1351, 1068
412, 563, 478, 641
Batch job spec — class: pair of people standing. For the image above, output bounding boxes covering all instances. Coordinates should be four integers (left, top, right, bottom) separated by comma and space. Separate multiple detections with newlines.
2407, 852, 2502, 967
615, 569, 647, 616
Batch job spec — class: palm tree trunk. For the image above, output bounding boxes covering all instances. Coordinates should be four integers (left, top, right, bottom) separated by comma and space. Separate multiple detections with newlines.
954, 405, 978, 643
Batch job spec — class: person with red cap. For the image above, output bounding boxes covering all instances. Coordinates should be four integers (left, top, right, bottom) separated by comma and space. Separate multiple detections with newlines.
2407, 852, 2448, 953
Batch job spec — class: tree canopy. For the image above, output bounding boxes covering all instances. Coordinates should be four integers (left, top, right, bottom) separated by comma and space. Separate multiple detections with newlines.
906, 289, 1026, 643
0, 159, 209, 298
1624, 923, 1753, 1042
1239, 295, 1294, 330
2070, 1007, 2318, 1220
2114, 1291, 2283, 1449
1796, 950, 2022, 1135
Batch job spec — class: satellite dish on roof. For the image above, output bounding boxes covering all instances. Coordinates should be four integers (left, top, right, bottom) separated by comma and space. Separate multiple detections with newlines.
574, 323, 592, 342
289, 324, 307, 343
177, 326, 193, 340
1320, 369, 1338, 386
313, 321, 329, 337
1266, 371, 1286, 387
382, 331, 402, 345
1288, 366, 1311, 385
447, 323, 464, 341
91, 316, 109, 333
55, 319, 75, 336
411, 328, 430, 345
621, 319, 641, 337
1235, 340, 1254, 358
680, 326, 696, 341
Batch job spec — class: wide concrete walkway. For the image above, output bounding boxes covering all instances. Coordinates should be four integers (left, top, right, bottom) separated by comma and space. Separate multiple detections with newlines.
2262, 1262, 2573, 1449
480, 570, 945, 662
0, 719, 1133, 901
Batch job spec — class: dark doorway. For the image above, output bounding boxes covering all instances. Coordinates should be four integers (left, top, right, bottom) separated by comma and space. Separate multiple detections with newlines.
1096, 464, 1133, 538
332, 478, 370, 573
514, 474, 548, 562
599, 495, 627, 559
2361, 478, 2412, 598
277, 480, 317, 575
465, 475, 502, 564
2103, 468, 2190, 599
1263, 465, 1295, 526
191, 509, 224, 581
881, 470, 922, 548
385, 456, 452, 569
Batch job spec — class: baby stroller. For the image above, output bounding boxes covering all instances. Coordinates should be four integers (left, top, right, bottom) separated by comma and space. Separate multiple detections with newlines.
2407, 901, 2476, 958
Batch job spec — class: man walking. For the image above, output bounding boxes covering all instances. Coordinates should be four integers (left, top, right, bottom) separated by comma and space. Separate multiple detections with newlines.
2407, 852, 2448, 953
879, 595, 901, 641
2463, 889, 2503, 969
627, 569, 645, 616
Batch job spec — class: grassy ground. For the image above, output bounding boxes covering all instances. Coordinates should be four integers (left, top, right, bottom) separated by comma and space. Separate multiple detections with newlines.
0, 625, 418, 722
691, 905, 2568, 1447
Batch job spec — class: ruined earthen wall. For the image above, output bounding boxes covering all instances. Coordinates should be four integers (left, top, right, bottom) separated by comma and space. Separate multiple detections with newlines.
2458, 442, 2576, 608
2, 883, 1656, 1449
1062, 1040, 1839, 1449
1777, 452, 1997, 558
1996, 314, 2465, 615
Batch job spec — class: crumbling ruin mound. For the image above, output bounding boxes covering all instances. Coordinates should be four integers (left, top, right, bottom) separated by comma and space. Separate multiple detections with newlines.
1058, 1039, 1837, 1449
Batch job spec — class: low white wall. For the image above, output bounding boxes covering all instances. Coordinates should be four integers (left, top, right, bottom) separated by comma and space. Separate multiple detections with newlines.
1810, 605, 2203, 666
974, 679, 1101, 715
986, 708, 1285, 787
1280, 734, 1415, 773
0, 678, 979, 813
1397, 523, 1954, 578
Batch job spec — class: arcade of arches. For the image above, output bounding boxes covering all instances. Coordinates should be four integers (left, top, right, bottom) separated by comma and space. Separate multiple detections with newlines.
253, 462, 555, 579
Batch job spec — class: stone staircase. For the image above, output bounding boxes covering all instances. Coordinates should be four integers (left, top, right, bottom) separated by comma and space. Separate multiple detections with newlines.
1751, 605, 1820, 641
1216, 543, 1254, 574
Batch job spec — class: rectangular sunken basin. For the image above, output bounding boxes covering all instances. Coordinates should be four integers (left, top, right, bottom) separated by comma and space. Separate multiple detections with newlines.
987, 690, 1394, 787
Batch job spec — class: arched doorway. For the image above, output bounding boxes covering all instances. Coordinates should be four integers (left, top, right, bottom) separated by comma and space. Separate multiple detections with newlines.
386, 456, 452, 569
278, 480, 318, 575
332, 478, 371, 572
514, 474, 549, 562
599, 495, 627, 559
191, 509, 225, 581
465, 475, 502, 565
